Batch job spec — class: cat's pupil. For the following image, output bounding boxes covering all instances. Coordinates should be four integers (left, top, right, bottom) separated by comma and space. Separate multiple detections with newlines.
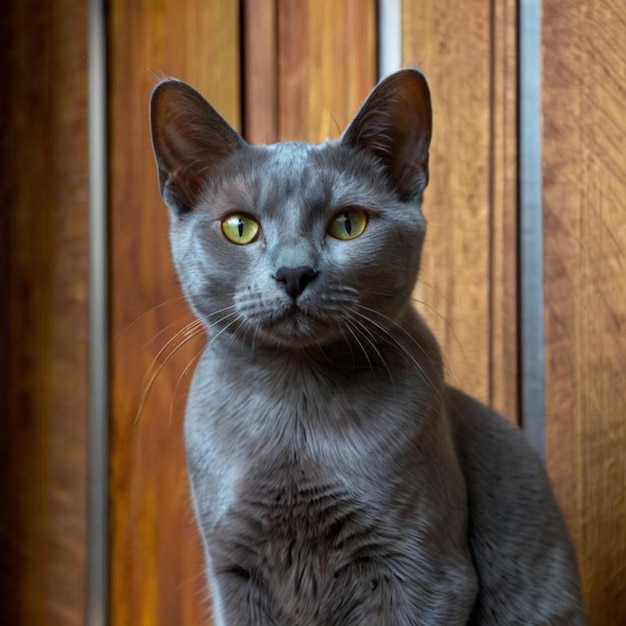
340, 214, 351, 235
237, 219, 244, 237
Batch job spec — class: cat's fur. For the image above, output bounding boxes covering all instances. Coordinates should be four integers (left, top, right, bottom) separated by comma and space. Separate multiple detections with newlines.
150, 69, 586, 625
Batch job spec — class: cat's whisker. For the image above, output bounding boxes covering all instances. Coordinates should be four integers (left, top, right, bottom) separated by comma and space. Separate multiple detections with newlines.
352, 307, 441, 400
140, 316, 202, 353
207, 313, 245, 345
341, 318, 375, 375
113, 295, 189, 340
345, 315, 397, 395
358, 287, 465, 365
130, 321, 206, 436
169, 344, 206, 427
142, 319, 205, 385
250, 321, 262, 355
358, 287, 452, 329
357, 305, 436, 363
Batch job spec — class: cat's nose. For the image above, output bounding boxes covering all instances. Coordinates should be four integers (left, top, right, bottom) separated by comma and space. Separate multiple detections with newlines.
275, 266, 319, 300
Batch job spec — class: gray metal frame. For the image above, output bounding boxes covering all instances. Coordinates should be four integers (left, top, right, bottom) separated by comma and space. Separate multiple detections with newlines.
519, 0, 546, 457
87, 0, 109, 623
377, 0, 402, 79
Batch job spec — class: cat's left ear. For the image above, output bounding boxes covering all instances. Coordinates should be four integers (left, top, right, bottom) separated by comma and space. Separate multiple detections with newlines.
150, 79, 245, 214
341, 68, 432, 201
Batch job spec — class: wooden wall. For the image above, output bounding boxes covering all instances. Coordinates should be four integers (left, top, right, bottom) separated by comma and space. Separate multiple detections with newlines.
402, 0, 519, 420
0, 2, 89, 625
543, 1, 626, 622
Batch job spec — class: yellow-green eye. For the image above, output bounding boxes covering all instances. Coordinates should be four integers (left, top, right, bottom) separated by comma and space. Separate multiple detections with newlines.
328, 208, 368, 240
221, 214, 260, 245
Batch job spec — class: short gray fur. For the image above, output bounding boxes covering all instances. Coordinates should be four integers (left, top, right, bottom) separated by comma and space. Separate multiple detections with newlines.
149, 69, 586, 625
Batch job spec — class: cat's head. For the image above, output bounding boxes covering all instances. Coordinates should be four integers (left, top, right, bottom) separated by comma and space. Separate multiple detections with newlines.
150, 69, 432, 349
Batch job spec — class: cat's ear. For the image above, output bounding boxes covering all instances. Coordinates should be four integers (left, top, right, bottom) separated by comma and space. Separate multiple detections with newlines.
150, 79, 244, 213
341, 68, 432, 201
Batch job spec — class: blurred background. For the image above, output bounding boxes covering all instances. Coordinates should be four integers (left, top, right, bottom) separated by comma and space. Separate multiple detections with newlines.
1, 0, 625, 624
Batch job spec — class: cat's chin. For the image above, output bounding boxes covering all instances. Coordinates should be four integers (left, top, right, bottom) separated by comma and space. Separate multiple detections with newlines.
236, 305, 341, 349
255, 317, 340, 349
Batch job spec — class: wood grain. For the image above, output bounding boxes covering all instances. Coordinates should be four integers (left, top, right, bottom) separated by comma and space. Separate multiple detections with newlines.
542, 0, 626, 622
0, 2, 89, 625
402, 0, 519, 421
277, 0, 377, 142
244, 0, 278, 144
108, 1, 240, 624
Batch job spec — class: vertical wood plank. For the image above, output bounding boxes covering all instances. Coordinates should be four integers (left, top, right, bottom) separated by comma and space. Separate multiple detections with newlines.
0, 2, 89, 625
277, 0, 377, 142
244, 0, 278, 144
108, 1, 239, 624
489, 0, 519, 420
543, 0, 626, 621
402, 0, 518, 420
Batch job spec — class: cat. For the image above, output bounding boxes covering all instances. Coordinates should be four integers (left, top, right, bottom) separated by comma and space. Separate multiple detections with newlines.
149, 68, 586, 625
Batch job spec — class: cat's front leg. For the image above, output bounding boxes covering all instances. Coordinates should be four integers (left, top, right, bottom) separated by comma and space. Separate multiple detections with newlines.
329, 555, 478, 626
208, 567, 280, 626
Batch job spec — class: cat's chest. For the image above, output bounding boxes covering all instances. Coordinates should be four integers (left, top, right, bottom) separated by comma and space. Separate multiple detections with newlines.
230, 453, 365, 540
184, 346, 426, 529
209, 455, 385, 592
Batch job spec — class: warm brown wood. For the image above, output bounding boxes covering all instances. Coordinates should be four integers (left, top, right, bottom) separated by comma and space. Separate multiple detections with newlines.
244, 0, 278, 144
277, 0, 377, 142
402, 0, 519, 420
0, 2, 89, 625
489, 0, 518, 419
108, 1, 240, 624
542, 1, 626, 622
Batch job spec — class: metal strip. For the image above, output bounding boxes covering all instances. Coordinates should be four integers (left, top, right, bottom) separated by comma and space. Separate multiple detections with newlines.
377, 0, 402, 80
87, 0, 109, 623
518, 0, 546, 457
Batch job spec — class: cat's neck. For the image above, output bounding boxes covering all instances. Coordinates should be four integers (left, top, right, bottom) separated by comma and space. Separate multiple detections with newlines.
207, 304, 444, 392
190, 304, 448, 465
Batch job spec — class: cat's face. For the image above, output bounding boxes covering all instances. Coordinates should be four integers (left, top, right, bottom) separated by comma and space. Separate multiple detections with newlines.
151, 69, 432, 349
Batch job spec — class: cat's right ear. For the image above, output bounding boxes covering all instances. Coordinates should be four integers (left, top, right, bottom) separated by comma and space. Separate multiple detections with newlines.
150, 79, 244, 214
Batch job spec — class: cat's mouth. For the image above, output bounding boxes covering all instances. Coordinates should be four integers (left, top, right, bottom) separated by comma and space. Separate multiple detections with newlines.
257, 303, 337, 347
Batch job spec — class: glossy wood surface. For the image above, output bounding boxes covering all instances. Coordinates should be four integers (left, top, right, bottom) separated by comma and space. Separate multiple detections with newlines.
0, 2, 89, 624
542, 1, 626, 622
276, 0, 376, 142
402, 0, 519, 421
245, 0, 376, 144
108, 1, 239, 624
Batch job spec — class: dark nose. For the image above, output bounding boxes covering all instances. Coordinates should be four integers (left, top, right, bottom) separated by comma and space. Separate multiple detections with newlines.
275, 266, 319, 300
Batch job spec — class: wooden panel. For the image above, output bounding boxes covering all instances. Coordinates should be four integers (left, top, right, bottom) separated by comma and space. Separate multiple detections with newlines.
0, 2, 89, 625
108, 1, 240, 624
244, 0, 278, 144
277, 0, 377, 142
402, 0, 518, 420
245, 0, 377, 144
543, 1, 626, 622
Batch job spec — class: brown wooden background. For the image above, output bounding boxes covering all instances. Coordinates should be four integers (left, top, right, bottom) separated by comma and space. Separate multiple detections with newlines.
2, 0, 625, 624
1, 2, 89, 625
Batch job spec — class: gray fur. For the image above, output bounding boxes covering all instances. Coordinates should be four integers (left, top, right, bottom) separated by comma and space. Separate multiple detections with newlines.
150, 69, 586, 624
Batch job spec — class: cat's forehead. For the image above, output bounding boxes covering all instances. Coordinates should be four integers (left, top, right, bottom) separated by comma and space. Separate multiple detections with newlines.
247, 140, 385, 214
265, 142, 317, 174
262, 142, 328, 197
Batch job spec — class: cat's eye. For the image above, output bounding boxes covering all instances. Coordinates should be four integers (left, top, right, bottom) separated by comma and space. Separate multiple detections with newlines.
328, 207, 368, 241
221, 213, 260, 245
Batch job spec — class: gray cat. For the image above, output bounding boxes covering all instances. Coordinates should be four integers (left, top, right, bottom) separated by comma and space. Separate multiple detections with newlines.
150, 69, 586, 625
